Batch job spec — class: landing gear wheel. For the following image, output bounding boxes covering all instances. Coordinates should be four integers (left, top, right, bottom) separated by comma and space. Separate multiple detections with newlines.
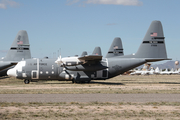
24, 79, 30, 84
72, 80, 75, 83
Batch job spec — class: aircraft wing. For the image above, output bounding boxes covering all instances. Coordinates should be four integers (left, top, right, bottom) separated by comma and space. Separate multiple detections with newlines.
0, 62, 17, 72
78, 55, 102, 64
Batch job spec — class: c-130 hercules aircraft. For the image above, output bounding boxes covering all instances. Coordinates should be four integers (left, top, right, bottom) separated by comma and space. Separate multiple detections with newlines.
7, 21, 170, 84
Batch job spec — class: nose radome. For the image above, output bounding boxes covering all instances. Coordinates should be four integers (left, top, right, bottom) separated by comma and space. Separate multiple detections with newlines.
7, 69, 17, 77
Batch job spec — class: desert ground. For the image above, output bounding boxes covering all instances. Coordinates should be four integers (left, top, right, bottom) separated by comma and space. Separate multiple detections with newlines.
1, 75, 180, 120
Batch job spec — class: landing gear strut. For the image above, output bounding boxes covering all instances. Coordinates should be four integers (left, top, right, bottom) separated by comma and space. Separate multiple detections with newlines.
24, 79, 30, 84
72, 80, 74, 83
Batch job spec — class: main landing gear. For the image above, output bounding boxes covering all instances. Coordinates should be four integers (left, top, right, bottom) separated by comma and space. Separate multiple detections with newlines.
24, 79, 30, 84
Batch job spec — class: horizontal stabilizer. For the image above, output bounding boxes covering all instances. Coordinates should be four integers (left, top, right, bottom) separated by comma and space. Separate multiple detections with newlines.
145, 58, 171, 62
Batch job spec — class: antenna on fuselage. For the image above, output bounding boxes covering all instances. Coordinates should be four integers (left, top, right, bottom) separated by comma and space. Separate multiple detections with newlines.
55, 48, 63, 66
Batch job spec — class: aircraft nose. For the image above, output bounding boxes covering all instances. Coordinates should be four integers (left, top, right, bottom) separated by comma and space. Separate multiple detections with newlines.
7, 69, 17, 77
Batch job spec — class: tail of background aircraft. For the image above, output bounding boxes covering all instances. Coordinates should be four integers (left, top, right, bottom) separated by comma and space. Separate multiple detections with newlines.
2, 30, 31, 61
155, 67, 159, 73
134, 21, 168, 61
106, 37, 124, 58
81, 51, 87, 56
92, 47, 102, 56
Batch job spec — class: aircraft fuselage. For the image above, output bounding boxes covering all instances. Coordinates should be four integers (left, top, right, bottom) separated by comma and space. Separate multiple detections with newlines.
8, 57, 146, 82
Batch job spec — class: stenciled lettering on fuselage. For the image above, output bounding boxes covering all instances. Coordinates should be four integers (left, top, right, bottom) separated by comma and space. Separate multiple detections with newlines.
112, 65, 122, 71
33, 63, 48, 66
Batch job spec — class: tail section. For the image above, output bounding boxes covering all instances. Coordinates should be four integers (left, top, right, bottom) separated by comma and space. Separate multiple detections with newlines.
92, 47, 102, 56
3, 30, 31, 61
134, 21, 169, 61
155, 67, 159, 73
106, 37, 124, 58
81, 51, 87, 56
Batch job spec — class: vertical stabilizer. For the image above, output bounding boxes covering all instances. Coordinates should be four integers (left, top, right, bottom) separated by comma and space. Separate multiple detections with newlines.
155, 67, 159, 73
92, 47, 102, 56
81, 51, 87, 56
135, 21, 168, 60
106, 37, 124, 58
3, 30, 31, 61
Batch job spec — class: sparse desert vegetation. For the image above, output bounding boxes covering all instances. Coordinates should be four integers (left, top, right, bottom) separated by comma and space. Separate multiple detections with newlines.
0, 75, 180, 94
1, 102, 180, 120
1, 75, 180, 119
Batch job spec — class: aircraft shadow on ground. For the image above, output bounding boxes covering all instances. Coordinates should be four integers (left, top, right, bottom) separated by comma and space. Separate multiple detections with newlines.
90, 81, 125, 85
121, 80, 136, 81
32, 81, 73, 85
159, 82, 180, 84
0, 76, 9, 80
41, 81, 125, 85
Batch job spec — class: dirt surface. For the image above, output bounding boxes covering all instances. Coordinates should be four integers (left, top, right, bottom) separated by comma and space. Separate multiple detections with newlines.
1, 75, 180, 119
0, 94, 180, 103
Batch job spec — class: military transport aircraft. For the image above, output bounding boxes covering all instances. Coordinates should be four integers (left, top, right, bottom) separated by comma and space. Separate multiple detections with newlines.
7, 21, 170, 84
0, 30, 31, 77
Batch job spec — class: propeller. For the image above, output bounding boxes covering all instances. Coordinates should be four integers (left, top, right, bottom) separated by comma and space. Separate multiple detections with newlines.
55, 49, 64, 66
55, 55, 62, 65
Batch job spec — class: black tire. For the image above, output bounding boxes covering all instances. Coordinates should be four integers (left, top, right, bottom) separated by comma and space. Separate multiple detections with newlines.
72, 80, 75, 83
24, 79, 30, 84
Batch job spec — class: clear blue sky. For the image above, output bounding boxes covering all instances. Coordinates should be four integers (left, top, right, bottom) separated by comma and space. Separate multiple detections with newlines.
0, 0, 179, 63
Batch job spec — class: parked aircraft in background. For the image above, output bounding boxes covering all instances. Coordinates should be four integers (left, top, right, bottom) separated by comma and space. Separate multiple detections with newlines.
130, 63, 152, 75
7, 21, 170, 84
130, 69, 143, 75
130, 68, 155, 75
159, 68, 180, 75
0, 30, 31, 77
171, 68, 180, 75
131, 67, 180, 75
160, 68, 173, 75
141, 68, 154, 75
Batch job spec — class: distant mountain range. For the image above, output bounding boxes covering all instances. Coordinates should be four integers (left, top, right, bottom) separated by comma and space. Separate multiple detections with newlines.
137, 61, 179, 69
151, 61, 179, 69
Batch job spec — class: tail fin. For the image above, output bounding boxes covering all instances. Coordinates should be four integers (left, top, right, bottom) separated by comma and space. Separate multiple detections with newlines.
150, 68, 154, 71
3, 30, 31, 61
155, 67, 159, 73
81, 51, 87, 56
106, 37, 124, 58
92, 47, 102, 56
135, 21, 169, 61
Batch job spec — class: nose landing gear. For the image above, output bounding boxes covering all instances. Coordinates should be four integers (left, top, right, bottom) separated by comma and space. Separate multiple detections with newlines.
24, 79, 30, 84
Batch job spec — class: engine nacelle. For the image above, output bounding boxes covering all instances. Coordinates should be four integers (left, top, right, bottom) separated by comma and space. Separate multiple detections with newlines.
56, 56, 83, 66
65, 64, 108, 71
59, 72, 74, 80
63, 61, 82, 66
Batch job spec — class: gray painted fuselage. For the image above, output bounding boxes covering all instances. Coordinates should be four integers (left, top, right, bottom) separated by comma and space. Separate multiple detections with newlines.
15, 57, 146, 81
